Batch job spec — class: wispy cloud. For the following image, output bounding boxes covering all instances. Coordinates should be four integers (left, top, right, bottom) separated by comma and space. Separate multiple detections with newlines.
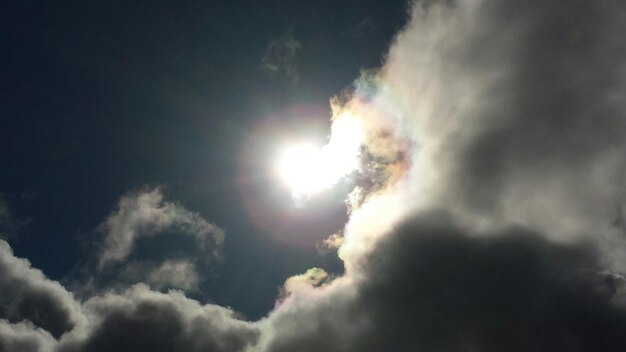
0, 197, 16, 239
96, 188, 224, 269
120, 259, 201, 292
261, 32, 303, 84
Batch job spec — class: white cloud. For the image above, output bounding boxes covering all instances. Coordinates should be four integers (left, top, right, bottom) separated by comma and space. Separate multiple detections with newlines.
338, 0, 626, 268
97, 188, 224, 269
116, 259, 201, 292
145, 260, 200, 291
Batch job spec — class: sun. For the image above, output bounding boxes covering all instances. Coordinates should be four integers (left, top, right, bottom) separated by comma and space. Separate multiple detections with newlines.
275, 113, 364, 197
276, 143, 328, 195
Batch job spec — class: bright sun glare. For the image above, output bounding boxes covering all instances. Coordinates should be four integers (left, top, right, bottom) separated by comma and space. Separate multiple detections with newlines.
276, 114, 364, 197
277, 143, 326, 195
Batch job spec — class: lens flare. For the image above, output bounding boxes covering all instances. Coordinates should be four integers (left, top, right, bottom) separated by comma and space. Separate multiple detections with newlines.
276, 113, 364, 197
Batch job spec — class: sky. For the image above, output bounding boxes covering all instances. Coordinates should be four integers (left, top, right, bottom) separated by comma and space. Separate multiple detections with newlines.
1, 1, 626, 351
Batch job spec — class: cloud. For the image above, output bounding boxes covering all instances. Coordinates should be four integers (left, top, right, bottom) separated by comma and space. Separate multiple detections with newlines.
261, 0, 626, 350
280, 267, 330, 299
0, 197, 16, 239
146, 260, 199, 291
317, 233, 344, 254
96, 188, 224, 269
4, 214, 626, 352
0, 320, 55, 352
261, 32, 303, 84
0, 242, 259, 352
261, 212, 626, 352
57, 284, 259, 352
342, 17, 375, 39
4, 1, 626, 351
0, 240, 83, 340
339, 0, 626, 267
120, 259, 201, 292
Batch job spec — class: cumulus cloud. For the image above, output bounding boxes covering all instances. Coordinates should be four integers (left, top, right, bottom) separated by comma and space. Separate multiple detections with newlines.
0, 320, 55, 352
4, 1, 626, 351
4, 216, 626, 351
57, 284, 259, 352
262, 0, 626, 350
279, 267, 330, 299
0, 240, 83, 339
261, 213, 626, 352
0, 242, 260, 352
339, 0, 626, 267
317, 233, 344, 254
96, 188, 224, 269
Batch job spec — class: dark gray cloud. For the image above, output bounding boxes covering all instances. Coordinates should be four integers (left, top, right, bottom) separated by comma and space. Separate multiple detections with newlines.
0, 240, 83, 339
263, 212, 626, 352
4, 213, 626, 352
446, 0, 626, 234
0, 242, 260, 352
0, 320, 55, 352
56, 284, 259, 352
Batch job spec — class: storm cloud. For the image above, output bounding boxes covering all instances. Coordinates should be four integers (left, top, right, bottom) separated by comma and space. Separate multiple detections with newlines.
0, 240, 83, 340
56, 285, 260, 352
0, 241, 260, 352
261, 213, 626, 352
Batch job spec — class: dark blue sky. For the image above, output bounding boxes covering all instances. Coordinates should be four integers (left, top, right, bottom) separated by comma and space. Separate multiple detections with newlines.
1, 0, 408, 319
